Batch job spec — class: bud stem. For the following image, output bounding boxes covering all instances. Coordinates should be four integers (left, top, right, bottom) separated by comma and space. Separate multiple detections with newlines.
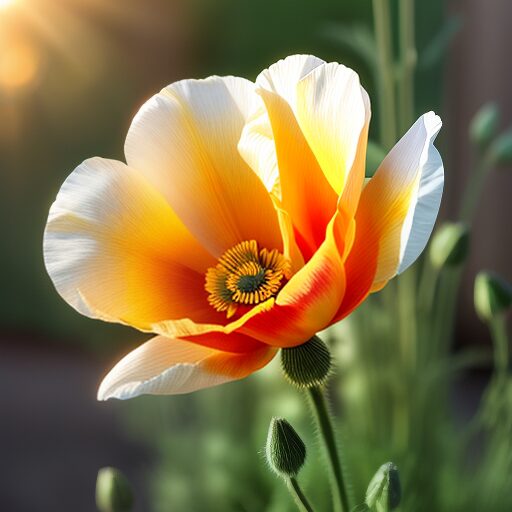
287, 477, 315, 512
307, 386, 351, 512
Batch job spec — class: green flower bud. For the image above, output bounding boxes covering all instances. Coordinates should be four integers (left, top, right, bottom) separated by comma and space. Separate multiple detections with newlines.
490, 130, 512, 165
266, 418, 306, 478
366, 462, 401, 512
281, 336, 332, 388
474, 271, 512, 321
470, 103, 499, 149
96, 467, 134, 512
429, 222, 470, 269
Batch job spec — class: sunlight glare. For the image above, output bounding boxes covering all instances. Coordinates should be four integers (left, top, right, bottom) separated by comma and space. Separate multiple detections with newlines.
0, 0, 17, 9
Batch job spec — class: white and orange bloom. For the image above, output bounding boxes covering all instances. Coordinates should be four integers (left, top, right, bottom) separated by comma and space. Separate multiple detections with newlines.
43, 55, 443, 400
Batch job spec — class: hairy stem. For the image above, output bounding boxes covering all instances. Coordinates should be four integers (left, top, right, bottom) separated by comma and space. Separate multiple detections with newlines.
307, 386, 351, 512
287, 477, 315, 512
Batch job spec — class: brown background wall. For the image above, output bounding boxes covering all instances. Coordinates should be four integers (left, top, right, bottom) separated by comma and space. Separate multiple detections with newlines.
447, 0, 512, 346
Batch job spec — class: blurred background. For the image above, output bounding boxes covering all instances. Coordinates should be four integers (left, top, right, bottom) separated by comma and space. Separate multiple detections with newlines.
1, 0, 511, 510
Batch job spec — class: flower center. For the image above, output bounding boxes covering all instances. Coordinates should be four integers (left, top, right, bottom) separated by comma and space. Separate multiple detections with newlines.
205, 240, 290, 319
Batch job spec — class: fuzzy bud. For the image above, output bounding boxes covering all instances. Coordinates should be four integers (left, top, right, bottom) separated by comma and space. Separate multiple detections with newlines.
366, 462, 401, 512
470, 103, 499, 149
96, 467, 134, 512
429, 222, 470, 269
281, 336, 332, 388
474, 271, 512, 322
266, 418, 306, 478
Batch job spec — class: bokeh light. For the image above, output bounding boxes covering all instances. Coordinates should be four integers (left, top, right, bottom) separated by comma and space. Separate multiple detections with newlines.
0, 39, 39, 90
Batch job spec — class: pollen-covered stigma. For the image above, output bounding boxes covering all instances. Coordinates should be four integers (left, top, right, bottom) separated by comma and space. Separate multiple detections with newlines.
205, 240, 291, 319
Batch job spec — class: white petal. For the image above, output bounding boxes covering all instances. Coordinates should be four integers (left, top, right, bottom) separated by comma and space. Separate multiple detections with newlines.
396, 113, 444, 273
124, 76, 282, 257
256, 54, 325, 109
238, 55, 325, 198
97, 336, 275, 399
43, 157, 216, 329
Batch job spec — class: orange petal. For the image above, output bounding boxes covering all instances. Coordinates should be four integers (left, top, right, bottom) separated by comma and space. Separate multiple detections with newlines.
125, 76, 283, 258
43, 157, 219, 331
97, 335, 276, 400
334, 113, 443, 321
253, 56, 339, 258
234, 214, 346, 347
257, 86, 337, 259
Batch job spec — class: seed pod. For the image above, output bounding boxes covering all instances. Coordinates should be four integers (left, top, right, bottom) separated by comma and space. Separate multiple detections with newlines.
281, 336, 332, 388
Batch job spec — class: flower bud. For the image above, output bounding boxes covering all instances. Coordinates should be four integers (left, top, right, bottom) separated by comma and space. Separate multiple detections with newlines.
490, 130, 512, 165
266, 418, 306, 478
281, 336, 332, 388
429, 222, 470, 269
366, 462, 401, 512
96, 467, 134, 512
474, 271, 512, 322
470, 103, 499, 149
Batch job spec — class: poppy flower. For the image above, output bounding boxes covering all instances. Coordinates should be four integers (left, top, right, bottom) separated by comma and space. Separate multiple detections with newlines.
43, 55, 443, 400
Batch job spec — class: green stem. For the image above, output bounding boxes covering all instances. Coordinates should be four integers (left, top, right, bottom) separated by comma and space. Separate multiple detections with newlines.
372, 0, 398, 149
398, 0, 416, 133
307, 386, 350, 512
489, 314, 509, 379
287, 477, 315, 512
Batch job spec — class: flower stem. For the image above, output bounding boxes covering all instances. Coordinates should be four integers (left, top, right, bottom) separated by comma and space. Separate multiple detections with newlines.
398, 0, 416, 133
286, 477, 315, 512
307, 386, 350, 512
372, 0, 397, 150
490, 314, 509, 380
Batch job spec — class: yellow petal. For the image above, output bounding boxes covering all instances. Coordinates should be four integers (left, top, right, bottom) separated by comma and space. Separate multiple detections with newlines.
44, 157, 219, 331
98, 335, 276, 400
296, 61, 370, 206
124, 75, 282, 258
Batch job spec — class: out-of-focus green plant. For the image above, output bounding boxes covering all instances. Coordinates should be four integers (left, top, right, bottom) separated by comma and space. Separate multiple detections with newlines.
96, 467, 134, 512
365, 462, 401, 512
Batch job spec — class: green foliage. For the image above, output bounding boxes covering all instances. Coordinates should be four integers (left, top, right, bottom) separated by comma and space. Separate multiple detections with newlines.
365, 140, 387, 178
